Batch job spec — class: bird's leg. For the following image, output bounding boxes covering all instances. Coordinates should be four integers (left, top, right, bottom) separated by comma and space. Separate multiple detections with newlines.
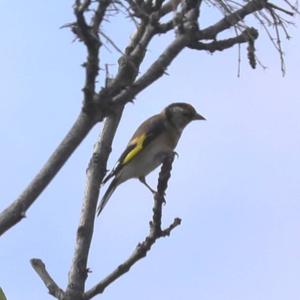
139, 176, 156, 194
171, 150, 179, 159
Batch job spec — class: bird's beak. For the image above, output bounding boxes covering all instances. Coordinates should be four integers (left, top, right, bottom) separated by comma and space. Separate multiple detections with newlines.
194, 113, 206, 121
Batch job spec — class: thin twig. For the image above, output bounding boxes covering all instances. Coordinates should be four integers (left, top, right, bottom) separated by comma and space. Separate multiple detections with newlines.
30, 259, 65, 300
100, 30, 125, 55
267, 6, 286, 75
199, 0, 268, 39
267, 2, 294, 15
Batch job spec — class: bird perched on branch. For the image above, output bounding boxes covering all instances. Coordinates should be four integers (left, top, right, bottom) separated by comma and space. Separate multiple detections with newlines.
97, 102, 205, 216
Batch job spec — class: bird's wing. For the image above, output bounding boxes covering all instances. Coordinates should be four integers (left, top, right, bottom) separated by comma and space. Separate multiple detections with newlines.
102, 114, 165, 183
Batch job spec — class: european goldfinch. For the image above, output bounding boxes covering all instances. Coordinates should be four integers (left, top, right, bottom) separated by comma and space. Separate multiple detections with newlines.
97, 102, 205, 216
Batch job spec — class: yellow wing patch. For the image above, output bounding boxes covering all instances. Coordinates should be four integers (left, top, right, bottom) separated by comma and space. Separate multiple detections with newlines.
122, 133, 146, 165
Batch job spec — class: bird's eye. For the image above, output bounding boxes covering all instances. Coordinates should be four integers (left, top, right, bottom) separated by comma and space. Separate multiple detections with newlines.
183, 111, 192, 117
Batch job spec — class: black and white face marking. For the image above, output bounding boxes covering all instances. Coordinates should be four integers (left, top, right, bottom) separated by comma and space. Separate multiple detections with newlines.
165, 102, 205, 130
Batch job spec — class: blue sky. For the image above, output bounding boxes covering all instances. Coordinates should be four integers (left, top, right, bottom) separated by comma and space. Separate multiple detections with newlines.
0, 1, 300, 300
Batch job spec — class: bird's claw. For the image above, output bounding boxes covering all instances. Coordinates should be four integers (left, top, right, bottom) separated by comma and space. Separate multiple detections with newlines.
150, 187, 157, 194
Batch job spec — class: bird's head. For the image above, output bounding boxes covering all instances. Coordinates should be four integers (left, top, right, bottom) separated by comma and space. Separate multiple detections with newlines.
164, 102, 205, 131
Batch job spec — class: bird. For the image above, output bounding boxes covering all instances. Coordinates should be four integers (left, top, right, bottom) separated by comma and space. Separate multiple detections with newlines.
96, 102, 205, 216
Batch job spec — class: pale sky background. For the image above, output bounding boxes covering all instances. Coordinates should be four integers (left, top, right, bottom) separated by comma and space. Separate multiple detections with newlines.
0, 1, 300, 300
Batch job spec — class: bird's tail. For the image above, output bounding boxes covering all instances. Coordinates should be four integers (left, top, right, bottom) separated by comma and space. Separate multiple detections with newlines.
97, 177, 119, 216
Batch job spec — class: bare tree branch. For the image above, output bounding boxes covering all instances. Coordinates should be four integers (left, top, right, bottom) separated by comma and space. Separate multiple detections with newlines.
1, 1, 298, 299
84, 153, 181, 300
99, 30, 125, 55
159, 0, 181, 17
156, 19, 175, 33
30, 259, 65, 300
94, 19, 155, 100
189, 27, 259, 52
114, 34, 190, 106
267, 2, 294, 15
267, 5, 286, 74
92, 0, 113, 33
0, 111, 96, 237
113, 0, 274, 107
199, 0, 268, 39
73, 0, 111, 111
65, 108, 123, 300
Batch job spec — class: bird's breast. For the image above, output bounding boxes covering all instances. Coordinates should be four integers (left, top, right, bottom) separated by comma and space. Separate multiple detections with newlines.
117, 132, 179, 182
